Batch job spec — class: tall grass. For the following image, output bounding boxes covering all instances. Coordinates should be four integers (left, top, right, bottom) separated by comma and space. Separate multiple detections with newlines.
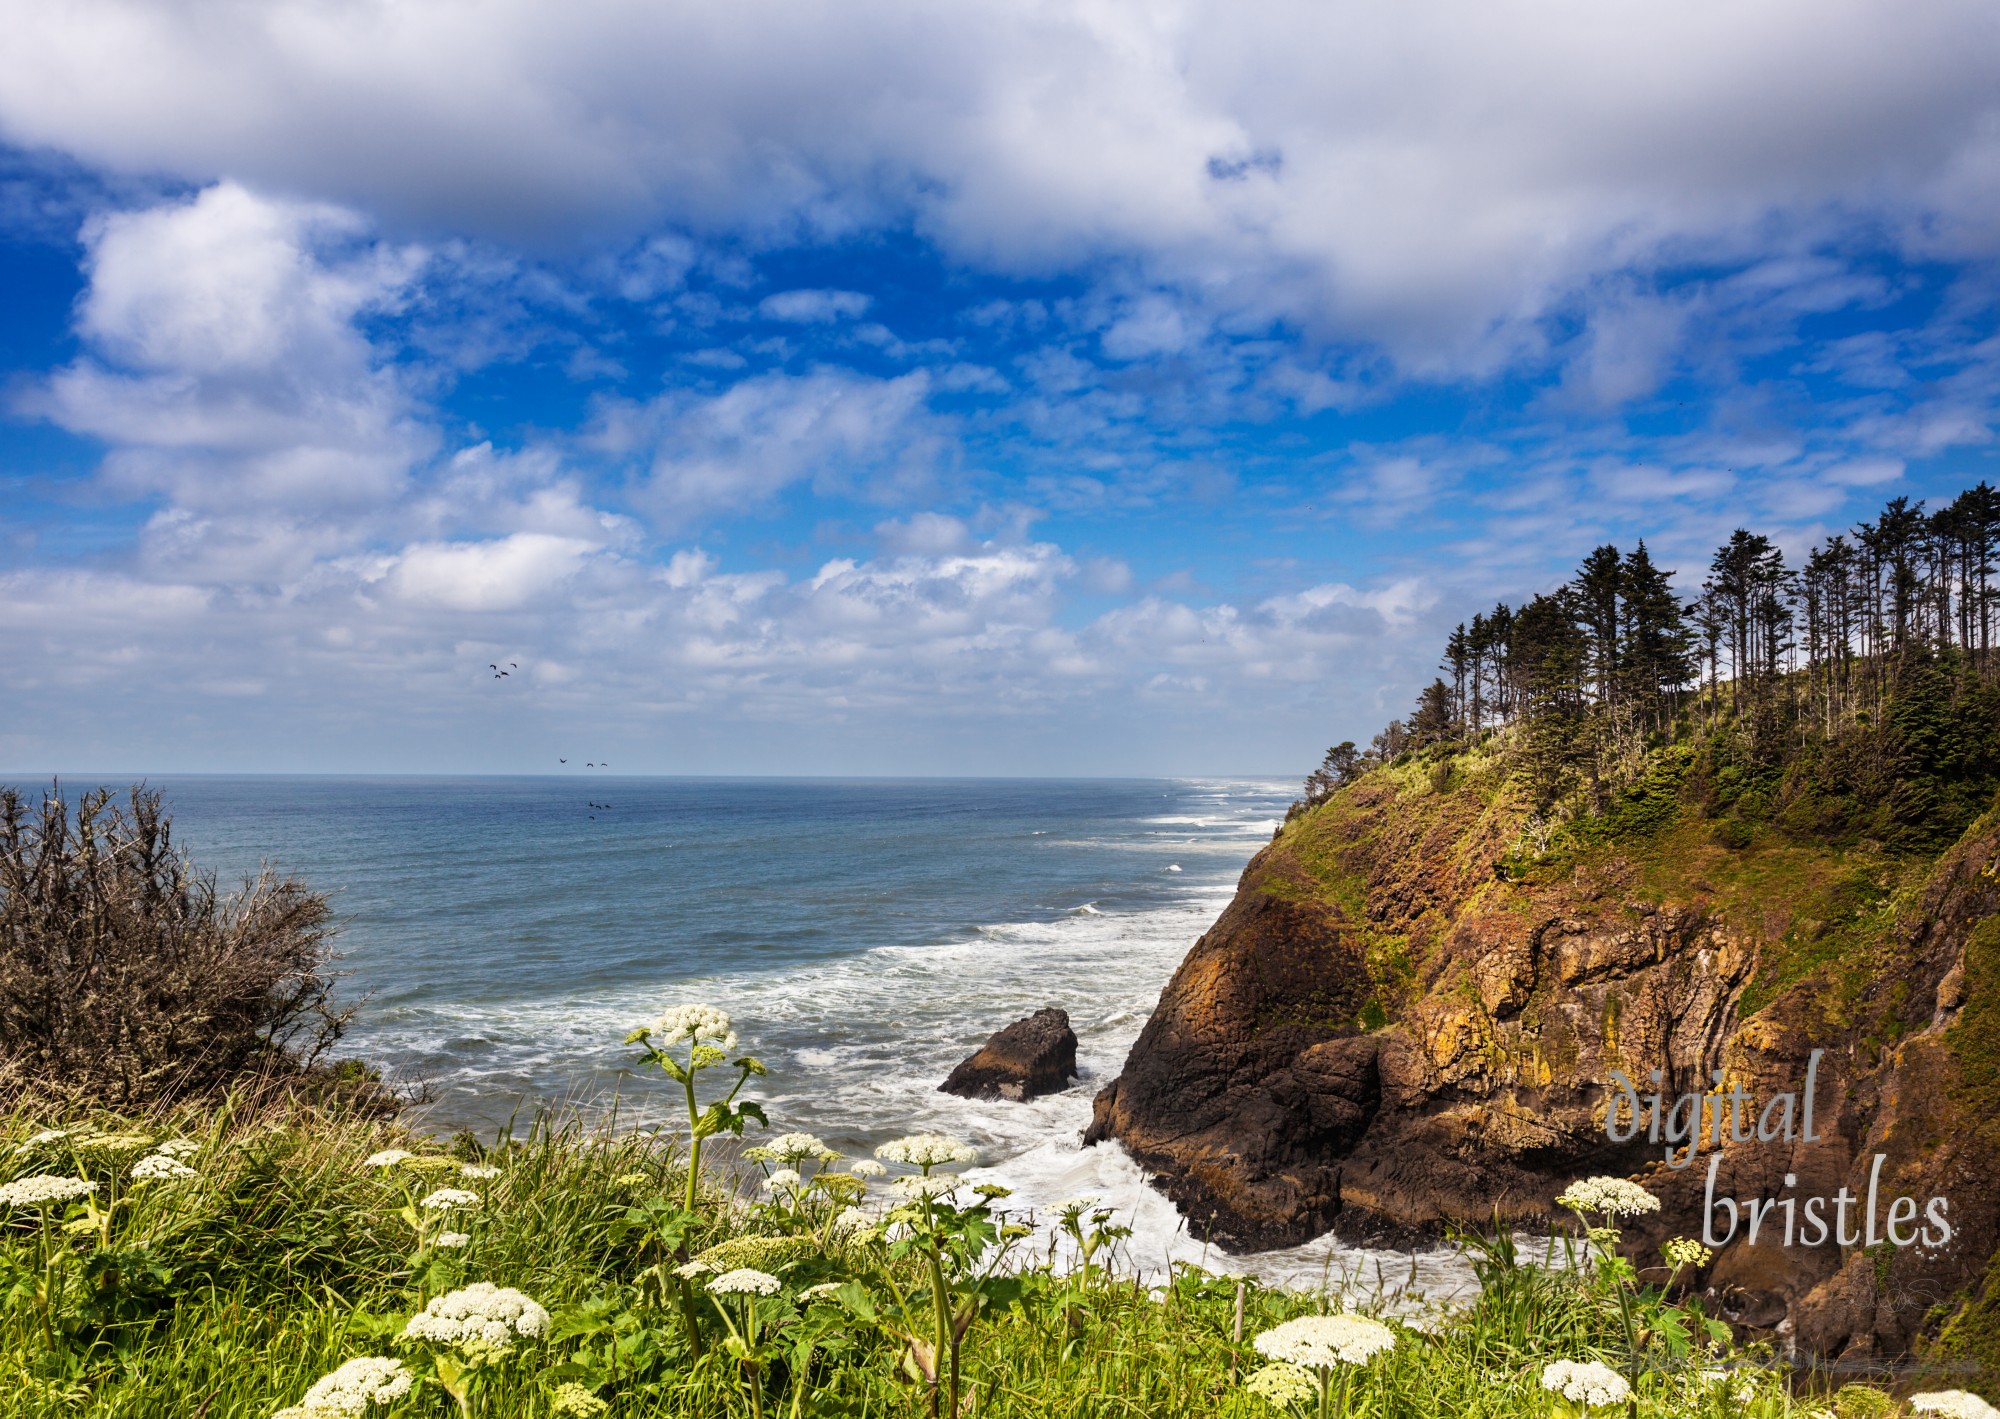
0, 1097, 1937, 1419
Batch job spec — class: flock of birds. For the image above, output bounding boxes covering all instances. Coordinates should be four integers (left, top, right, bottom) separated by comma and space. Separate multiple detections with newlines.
485, 658, 614, 817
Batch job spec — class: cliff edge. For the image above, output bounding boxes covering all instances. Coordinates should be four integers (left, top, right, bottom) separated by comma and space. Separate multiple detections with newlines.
1086, 738, 2000, 1365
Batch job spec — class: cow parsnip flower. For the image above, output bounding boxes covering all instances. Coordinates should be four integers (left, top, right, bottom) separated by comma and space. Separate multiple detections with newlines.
1910, 1393, 2000, 1419
847, 1159, 885, 1178
1555, 1177, 1660, 1219
1663, 1236, 1712, 1269
1252, 1314, 1398, 1369
762, 1168, 803, 1193
0, 1174, 98, 1208
1244, 1363, 1319, 1410
401, 1283, 549, 1351
419, 1188, 481, 1210
874, 1134, 977, 1169
274, 1355, 412, 1417
363, 1149, 414, 1169
130, 1152, 198, 1182
1541, 1359, 1633, 1407
749, 1131, 839, 1164
708, 1268, 781, 1296
645, 1004, 737, 1051
551, 1382, 609, 1418
434, 1231, 471, 1248
153, 1139, 201, 1160
459, 1163, 501, 1180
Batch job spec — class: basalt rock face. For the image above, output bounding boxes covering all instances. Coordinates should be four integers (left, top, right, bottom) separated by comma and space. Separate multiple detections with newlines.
1085, 756, 2000, 1364
941, 1007, 1079, 1102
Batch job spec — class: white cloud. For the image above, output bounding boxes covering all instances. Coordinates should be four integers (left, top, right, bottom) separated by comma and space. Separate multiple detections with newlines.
759, 288, 872, 322
384, 532, 602, 612
1, 2, 1995, 367
593, 368, 948, 520
28, 182, 431, 510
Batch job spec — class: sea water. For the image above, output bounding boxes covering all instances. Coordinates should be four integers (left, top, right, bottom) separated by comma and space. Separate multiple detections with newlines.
132, 774, 1477, 1299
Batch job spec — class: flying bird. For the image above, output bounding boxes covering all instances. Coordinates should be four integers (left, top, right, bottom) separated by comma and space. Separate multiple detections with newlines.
559, 758, 567, 764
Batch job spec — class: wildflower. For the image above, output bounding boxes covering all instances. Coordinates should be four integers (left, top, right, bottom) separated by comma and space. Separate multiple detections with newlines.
762, 1168, 803, 1193
0, 1174, 98, 1208
434, 1231, 471, 1248
708, 1268, 781, 1296
275, 1355, 412, 1417
153, 1139, 201, 1159
404, 1156, 461, 1174
749, 1131, 839, 1164
847, 1159, 885, 1178
1555, 1177, 1660, 1219
874, 1134, 977, 1169
674, 1260, 714, 1280
1540, 1360, 1633, 1408
364, 1149, 414, 1169
459, 1163, 500, 1180
1253, 1314, 1398, 1369
130, 1153, 198, 1183
76, 1133, 154, 1157
612, 1172, 651, 1187
1663, 1237, 1712, 1269
832, 1206, 876, 1236
1055, 1195, 1106, 1214
889, 1175, 960, 1203
1244, 1363, 1320, 1410
644, 1003, 738, 1051
800, 1281, 844, 1301
401, 1282, 549, 1351
15, 1128, 67, 1153
420, 1188, 481, 1211
551, 1383, 609, 1418
1910, 1394, 2000, 1419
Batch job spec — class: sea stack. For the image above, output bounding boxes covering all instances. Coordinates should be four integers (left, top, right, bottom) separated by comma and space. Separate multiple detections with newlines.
940, 1007, 1080, 1102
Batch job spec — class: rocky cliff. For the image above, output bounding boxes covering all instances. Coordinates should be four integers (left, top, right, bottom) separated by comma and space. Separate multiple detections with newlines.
1085, 742, 2000, 1365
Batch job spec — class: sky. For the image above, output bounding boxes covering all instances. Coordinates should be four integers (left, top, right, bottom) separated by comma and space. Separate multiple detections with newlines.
3, 1, 2000, 777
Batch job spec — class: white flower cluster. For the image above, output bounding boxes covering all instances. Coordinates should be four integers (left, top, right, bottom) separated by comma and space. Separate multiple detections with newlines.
0, 1174, 98, 1208
401, 1283, 549, 1351
1244, 1362, 1320, 1409
130, 1152, 198, 1183
832, 1206, 876, 1236
1556, 1177, 1660, 1219
1541, 1359, 1633, 1407
460, 1163, 501, 1180
1252, 1314, 1398, 1369
889, 1175, 960, 1203
272, 1355, 412, 1417
847, 1160, 885, 1178
762, 1169, 803, 1194
420, 1188, 481, 1211
747, 1132, 839, 1165
708, 1268, 782, 1296
364, 1149, 414, 1169
16, 1128, 68, 1153
1911, 1394, 2000, 1419
647, 1004, 737, 1050
154, 1139, 201, 1160
434, 1231, 471, 1249
874, 1134, 977, 1169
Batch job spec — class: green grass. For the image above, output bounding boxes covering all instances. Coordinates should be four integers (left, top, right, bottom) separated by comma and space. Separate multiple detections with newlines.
0, 1099, 1935, 1419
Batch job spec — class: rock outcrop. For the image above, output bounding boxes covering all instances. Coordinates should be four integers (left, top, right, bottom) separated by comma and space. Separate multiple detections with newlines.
1085, 754, 2000, 1363
941, 1007, 1079, 1102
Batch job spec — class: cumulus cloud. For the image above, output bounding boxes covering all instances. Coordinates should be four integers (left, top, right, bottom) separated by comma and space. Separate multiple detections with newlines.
1, 1, 1996, 367
28, 182, 431, 510
759, 288, 871, 323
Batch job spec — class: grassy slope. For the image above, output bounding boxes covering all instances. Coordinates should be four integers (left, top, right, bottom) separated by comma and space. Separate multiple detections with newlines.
0, 1101, 1872, 1419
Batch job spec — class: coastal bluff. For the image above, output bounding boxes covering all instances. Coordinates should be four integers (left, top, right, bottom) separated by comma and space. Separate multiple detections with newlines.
1085, 745, 2000, 1365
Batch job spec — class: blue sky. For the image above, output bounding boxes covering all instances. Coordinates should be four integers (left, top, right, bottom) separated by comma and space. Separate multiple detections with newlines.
3, 0, 1999, 776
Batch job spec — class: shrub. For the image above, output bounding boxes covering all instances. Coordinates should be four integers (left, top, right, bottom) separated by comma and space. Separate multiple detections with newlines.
0, 781, 354, 1105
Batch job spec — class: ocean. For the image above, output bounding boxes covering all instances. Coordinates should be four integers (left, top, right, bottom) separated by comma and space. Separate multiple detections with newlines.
128, 774, 1476, 1299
